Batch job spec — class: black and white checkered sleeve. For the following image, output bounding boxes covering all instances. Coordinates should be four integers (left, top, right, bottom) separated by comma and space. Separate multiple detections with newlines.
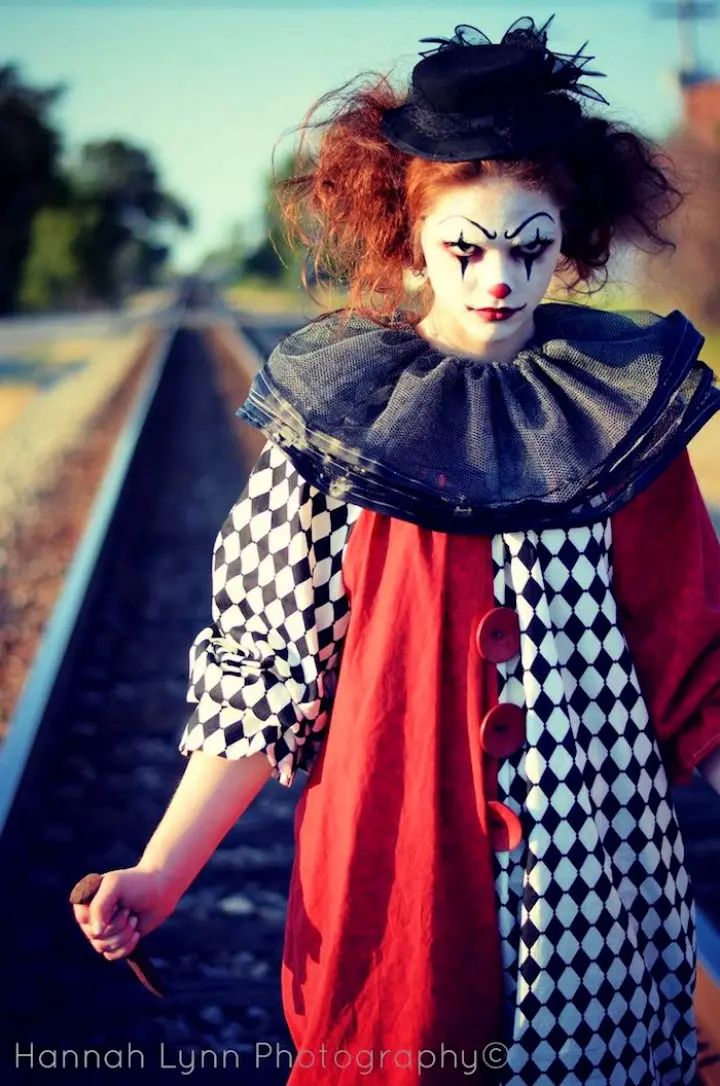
177, 437, 362, 787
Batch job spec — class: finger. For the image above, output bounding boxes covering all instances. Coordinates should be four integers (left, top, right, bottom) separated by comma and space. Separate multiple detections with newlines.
73, 903, 91, 924
90, 914, 139, 951
80, 907, 126, 942
88, 877, 122, 936
97, 906, 131, 937
103, 929, 140, 961
94, 929, 133, 953
90, 916, 136, 951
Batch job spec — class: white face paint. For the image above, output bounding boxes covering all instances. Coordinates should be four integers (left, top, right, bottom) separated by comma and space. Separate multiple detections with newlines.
416, 176, 563, 361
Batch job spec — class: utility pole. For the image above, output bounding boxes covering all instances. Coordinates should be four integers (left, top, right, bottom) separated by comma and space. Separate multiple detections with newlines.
651, 0, 717, 84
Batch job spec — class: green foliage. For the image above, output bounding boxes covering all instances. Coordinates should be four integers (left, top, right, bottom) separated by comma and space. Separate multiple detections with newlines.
0, 63, 67, 315
0, 60, 194, 314
64, 138, 192, 304
240, 148, 304, 285
18, 206, 88, 309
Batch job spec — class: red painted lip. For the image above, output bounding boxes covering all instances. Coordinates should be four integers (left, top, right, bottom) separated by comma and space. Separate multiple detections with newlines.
467, 303, 526, 322
468, 305, 523, 312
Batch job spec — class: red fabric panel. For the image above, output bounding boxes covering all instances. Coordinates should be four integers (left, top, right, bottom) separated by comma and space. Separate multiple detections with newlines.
281, 509, 506, 1085
610, 448, 720, 786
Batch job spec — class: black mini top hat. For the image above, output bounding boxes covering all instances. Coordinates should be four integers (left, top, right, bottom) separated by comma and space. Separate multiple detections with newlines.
379, 14, 609, 161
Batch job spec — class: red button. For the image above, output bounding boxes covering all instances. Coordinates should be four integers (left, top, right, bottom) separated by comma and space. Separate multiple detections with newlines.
487, 801, 523, 852
476, 607, 520, 663
480, 703, 525, 758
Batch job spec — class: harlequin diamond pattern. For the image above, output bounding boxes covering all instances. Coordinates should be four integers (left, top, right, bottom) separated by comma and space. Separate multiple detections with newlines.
489, 521, 697, 1085
177, 433, 699, 1082
178, 438, 362, 787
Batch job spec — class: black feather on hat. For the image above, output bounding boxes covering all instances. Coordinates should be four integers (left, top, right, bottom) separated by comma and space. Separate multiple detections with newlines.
380, 14, 609, 161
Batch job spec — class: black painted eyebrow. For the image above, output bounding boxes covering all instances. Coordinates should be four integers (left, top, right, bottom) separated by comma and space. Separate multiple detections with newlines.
504, 212, 556, 239
438, 212, 556, 241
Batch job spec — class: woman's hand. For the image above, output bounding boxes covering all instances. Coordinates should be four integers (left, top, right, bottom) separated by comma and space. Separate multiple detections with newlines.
71, 749, 274, 964
71, 866, 174, 960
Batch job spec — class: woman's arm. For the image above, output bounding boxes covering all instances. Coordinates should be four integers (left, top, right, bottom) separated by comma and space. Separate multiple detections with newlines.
137, 749, 273, 905
178, 436, 359, 788
73, 438, 360, 953
73, 750, 274, 951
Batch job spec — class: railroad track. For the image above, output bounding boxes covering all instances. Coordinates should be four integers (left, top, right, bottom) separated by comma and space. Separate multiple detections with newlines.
0, 294, 298, 1085
0, 291, 719, 1084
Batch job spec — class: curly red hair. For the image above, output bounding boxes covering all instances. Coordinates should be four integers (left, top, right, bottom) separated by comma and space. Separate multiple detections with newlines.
271, 68, 684, 329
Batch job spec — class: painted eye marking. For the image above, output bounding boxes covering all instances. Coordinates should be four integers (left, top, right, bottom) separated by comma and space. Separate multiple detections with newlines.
445, 232, 554, 259
445, 238, 554, 257
444, 231, 478, 255
442, 226, 556, 280
514, 237, 554, 260
514, 227, 555, 279
443, 230, 482, 279
504, 211, 556, 239
516, 228, 554, 251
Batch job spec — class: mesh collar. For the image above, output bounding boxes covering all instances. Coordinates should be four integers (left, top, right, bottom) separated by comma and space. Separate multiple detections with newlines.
236, 301, 720, 533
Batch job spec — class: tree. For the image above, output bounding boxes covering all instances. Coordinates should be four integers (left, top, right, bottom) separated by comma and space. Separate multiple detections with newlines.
67, 139, 192, 304
18, 205, 87, 310
0, 64, 67, 315
243, 149, 304, 284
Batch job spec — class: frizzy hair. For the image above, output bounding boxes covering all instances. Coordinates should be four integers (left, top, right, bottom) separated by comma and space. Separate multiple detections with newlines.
270, 68, 685, 328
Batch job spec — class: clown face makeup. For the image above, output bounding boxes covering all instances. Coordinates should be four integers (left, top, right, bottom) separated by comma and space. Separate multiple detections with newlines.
415, 176, 563, 363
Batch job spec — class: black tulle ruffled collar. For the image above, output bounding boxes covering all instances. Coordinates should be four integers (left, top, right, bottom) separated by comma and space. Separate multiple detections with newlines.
236, 300, 720, 533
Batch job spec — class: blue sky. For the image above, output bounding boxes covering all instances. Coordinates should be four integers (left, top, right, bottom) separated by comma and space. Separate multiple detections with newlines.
3, 1, 719, 271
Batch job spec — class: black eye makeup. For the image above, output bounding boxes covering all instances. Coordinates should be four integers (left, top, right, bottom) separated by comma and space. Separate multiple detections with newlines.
445, 237, 554, 256
442, 226, 556, 281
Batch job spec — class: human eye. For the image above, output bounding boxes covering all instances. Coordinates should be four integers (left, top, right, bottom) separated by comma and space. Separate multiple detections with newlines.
513, 236, 554, 259
444, 237, 482, 258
